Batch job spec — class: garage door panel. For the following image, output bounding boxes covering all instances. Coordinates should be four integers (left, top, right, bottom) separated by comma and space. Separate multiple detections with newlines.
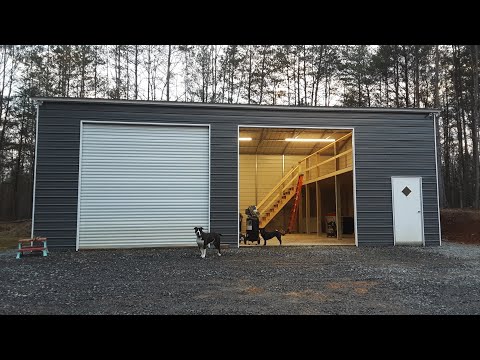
78, 123, 209, 249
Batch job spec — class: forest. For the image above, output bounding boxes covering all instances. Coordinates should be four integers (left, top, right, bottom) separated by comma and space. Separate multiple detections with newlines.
0, 45, 478, 220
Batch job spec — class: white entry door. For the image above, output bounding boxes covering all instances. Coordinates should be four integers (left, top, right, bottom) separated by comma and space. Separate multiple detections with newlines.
391, 177, 424, 246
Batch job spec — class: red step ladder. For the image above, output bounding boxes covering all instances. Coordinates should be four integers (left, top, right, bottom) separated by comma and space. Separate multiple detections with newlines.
287, 174, 304, 233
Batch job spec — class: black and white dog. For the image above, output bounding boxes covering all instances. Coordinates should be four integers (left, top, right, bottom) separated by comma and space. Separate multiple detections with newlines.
259, 228, 285, 246
194, 227, 222, 258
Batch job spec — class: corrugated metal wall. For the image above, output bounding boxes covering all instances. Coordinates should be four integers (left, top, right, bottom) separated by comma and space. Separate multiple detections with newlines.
33, 101, 440, 247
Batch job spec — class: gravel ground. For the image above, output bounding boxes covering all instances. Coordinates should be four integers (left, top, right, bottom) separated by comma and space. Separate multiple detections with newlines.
1, 241, 479, 315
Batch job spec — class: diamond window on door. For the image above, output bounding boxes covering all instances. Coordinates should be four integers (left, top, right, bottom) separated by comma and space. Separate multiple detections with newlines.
402, 186, 412, 197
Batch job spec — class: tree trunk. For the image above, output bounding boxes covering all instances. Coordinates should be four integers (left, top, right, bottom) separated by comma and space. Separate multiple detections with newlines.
456, 46, 470, 206
285, 47, 291, 106
434, 45, 446, 208
134, 45, 138, 100
403, 45, 409, 107
453, 45, 465, 207
66, 45, 71, 97
116, 45, 121, 99
414, 45, 420, 107
125, 46, 130, 100
221, 53, 227, 103
147, 46, 151, 100
93, 46, 98, 98
394, 46, 400, 107
80, 46, 86, 98
211, 45, 218, 103
314, 45, 324, 106
0, 45, 8, 146
443, 87, 451, 207
358, 78, 362, 106
247, 46, 253, 104
259, 46, 267, 104
183, 46, 188, 101
295, 50, 300, 105
13, 105, 26, 219
229, 46, 236, 104
471, 45, 480, 208
166, 45, 172, 101
0, 46, 15, 164
45, 45, 51, 96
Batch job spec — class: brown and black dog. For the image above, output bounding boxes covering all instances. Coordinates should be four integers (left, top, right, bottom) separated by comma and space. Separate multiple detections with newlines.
259, 228, 285, 246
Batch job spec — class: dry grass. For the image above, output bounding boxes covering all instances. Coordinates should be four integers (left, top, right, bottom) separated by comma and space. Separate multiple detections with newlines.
0, 220, 31, 251
441, 209, 480, 244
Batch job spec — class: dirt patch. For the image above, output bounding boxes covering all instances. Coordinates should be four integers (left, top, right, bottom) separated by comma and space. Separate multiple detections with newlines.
441, 209, 480, 244
352, 281, 378, 295
0, 220, 31, 250
286, 290, 327, 301
326, 280, 378, 295
326, 281, 347, 290
242, 286, 264, 295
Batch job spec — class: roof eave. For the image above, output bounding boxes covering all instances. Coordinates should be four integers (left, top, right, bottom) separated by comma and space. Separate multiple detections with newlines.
31, 97, 441, 114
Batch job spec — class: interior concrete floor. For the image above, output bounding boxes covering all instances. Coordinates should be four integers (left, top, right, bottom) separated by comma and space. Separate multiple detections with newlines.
239, 233, 355, 247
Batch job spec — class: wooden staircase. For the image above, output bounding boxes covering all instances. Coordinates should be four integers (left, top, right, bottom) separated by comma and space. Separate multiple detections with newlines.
287, 174, 304, 233
255, 132, 353, 229
257, 165, 302, 228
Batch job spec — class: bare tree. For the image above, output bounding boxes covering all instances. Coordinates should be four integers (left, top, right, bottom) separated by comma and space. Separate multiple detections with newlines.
471, 45, 480, 208
166, 45, 172, 101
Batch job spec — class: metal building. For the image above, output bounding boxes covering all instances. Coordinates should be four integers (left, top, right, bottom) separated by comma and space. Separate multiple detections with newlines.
31, 97, 441, 249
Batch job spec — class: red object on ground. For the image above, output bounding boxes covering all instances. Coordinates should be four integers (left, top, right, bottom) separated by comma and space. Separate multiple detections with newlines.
287, 174, 304, 233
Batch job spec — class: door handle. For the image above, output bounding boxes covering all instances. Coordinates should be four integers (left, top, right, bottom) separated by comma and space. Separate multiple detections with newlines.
417, 210, 421, 213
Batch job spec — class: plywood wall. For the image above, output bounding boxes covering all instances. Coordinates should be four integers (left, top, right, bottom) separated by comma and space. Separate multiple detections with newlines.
239, 155, 256, 232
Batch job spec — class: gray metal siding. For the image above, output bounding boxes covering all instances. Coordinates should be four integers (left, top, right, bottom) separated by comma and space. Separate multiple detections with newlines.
33, 101, 440, 247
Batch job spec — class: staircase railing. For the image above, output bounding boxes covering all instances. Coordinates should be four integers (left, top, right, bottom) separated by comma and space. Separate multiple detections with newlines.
256, 164, 301, 216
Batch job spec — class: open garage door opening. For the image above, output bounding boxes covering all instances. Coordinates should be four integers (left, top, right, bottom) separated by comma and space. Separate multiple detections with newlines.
238, 126, 357, 247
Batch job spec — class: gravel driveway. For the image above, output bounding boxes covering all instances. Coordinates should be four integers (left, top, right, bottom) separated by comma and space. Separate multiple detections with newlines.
1, 241, 479, 315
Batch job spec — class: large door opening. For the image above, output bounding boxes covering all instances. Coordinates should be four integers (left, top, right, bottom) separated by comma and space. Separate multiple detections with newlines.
238, 126, 357, 247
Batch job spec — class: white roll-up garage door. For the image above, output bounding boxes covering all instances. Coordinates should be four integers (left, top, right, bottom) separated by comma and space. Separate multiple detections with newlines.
77, 122, 210, 249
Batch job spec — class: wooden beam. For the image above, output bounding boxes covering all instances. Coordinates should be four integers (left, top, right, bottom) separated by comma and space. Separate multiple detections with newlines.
303, 132, 352, 162
304, 149, 353, 173
334, 140, 342, 240
298, 186, 303, 233
316, 181, 321, 236
303, 167, 353, 185
335, 175, 343, 240
255, 153, 258, 204
336, 136, 351, 153
306, 183, 310, 234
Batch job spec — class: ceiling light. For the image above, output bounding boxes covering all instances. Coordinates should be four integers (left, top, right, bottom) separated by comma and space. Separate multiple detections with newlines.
285, 138, 335, 142
239, 137, 252, 141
